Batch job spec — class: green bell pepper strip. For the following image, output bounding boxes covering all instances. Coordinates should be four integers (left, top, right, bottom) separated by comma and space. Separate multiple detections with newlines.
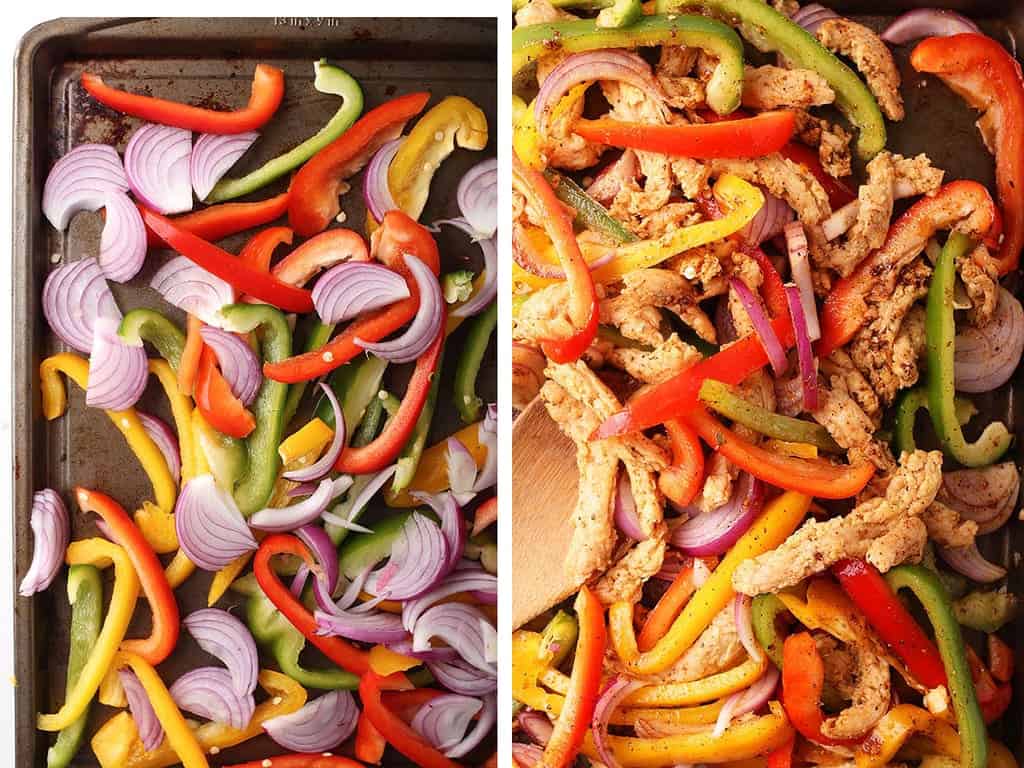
926, 232, 1012, 467
353, 395, 387, 448
885, 565, 987, 768
118, 309, 186, 372
597, 0, 643, 28
751, 593, 787, 670
453, 303, 495, 424
698, 379, 842, 452
443, 271, 476, 304
541, 610, 579, 669
547, 172, 636, 244
394, 346, 445, 494
892, 387, 976, 456
466, 529, 497, 575
317, 354, 389, 436
282, 318, 336, 427
953, 589, 1019, 633
512, 14, 744, 116
46, 565, 103, 768
206, 60, 363, 203
513, 0, 612, 9
246, 590, 359, 690
656, 0, 886, 159
193, 411, 247, 493
219, 303, 292, 515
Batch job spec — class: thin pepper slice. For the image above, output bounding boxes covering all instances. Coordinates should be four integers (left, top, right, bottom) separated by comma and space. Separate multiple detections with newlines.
144, 193, 290, 249
194, 346, 256, 438
891, 386, 977, 457
638, 561, 698, 651
912, 34, 1024, 274
82, 64, 282, 134
356, 711, 388, 765
76, 488, 179, 665
855, 704, 961, 768
289, 91, 430, 236
118, 309, 185, 371
547, 171, 636, 243
223, 757, 364, 768
751, 593, 788, 669
386, 420, 487, 507
622, 657, 766, 707
238, 225, 294, 271
453, 300, 496, 423
393, 342, 445, 493
271, 226, 370, 286
781, 632, 857, 746
208, 60, 364, 202
657, 420, 705, 508
179, 314, 204, 396
37, 539, 140, 732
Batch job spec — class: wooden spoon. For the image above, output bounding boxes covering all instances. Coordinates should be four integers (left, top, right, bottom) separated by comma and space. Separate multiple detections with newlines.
512, 396, 587, 628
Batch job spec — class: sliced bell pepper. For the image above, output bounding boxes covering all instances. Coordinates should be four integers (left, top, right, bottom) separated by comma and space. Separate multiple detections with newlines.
386, 420, 487, 507
393, 342, 444, 493
369, 644, 421, 676
548, 171, 636, 243
453, 301, 496, 423
387, 95, 488, 221
254, 533, 370, 675
513, 150, 598, 363
75, 488, 179, 665
766, 735, 795, 768
779, 142, 856, 209
264, 210, 439, 382
751, 593, 788, 669
194, 346, 256, 439
657, 420, 705, 508
609, 491, 809, 675
90, 670, 306, 768
82, 64, 283, 134
37, 539, 140, 732
356, 711, 388, 765
271, 226, 370, 286
39, 353, 177, 514
178, 314, 204, 396
223, 757, 364, 768
147, 358, 197, 481
912, 34, 1024, 274
638, 561, 698, 651
237, 225, 293, 271
279, 418, 334, 467
988, 634, 1013, 683
143, 192, 290, 249
164, 548, 197, 589
624, 657, 766, 707
118, 309, 186, 372
781, 632, 857, 746
208, 60, 364, 202
855, 704, 961, 768
288, 91, 430, 236
360, 672, 460, 768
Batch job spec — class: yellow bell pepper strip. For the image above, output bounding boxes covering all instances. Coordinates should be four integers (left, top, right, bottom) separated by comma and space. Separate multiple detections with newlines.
90, 670, 306, 768
279, 417, 334, 466
37, 539, 140, 732
625, 657, 767, 707
207, 551, 253, 607
148, 359, 198, 482
386, 95, 488, 221
368, 644, 421, 676
112, 652, 208, 768
513, 630, 564, 716
133, 501, 177, 556
513, 95, 542, 169
855, 705, 960, 768
581, 701, 795, 767
164, 549, 196, 590
386, 420, 487, 507
40, 353, 176, 514
98, 664, 128, 707
589, 174, 763, 284
613, 701, 725, 728
610, 491, 810, 675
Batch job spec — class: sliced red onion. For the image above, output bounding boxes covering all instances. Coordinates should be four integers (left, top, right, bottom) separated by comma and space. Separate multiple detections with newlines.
282, 384, 347, 483
412, 694, 482, 752
713, 665, 780, 736
42, 143, 129, 230
124, 123, 193, 215
472, 403, 498, 493
784, 221, 820, 341
593, 675, 647, 768
175, 474, 258, 571
323, 465, 397, 537
790, 3, 840, 34
265, 690, 359, 753
448, 695, 496, 758
86, 316, 148, 411
940, 464, 1020, 535
98, 191, 147, 283
402, 565, 498, 632
741, 189, 793, 248
18, 489, 69, 596
356, 254, 443, 362
671, 473, 763, 556
314, 604, 407, 643
296, 523, 340, 594
447, 438, 479, 506
136, 411, 181, 484
42, 257, 121, 354
518, 710, 554, 746
513, 743, 545, 768
429, 656, 496, 696
614, 472, 646, 541
733, 594, 763, 664
457, 158, 497, 240
169, 667, 255, 729
413, 603, 496, 674
954, 288, 1024, 393
198, 326, 261, 407
250, 476, 350, 532
151, 256, 234, 327
119, 669, 164, 751
881, 9, 980, 44
182, 608, 258, 697
785, 283, 818, 412
411, 490, 466, 581
362, 138, 403, 222
366, 511, 449, 600
937, 542, 1007, 583
312, 261, 410, 325
731, 278, 787, 375
191, 131, 259, 201
439, 218, 497, 319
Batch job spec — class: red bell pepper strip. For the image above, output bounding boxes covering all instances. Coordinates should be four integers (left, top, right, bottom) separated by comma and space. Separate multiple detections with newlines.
81, 64, 284, 134
144, 192, 290, 248
513, 150, 598, 363
195, 346, 256, 439
767, 734, 795, 768
75, 487, 179, 665
253, 534, 370, 675
356, 711, 388, 765
542, 585, 606, 768
178, 314, 204, 396
381, 689, 447, 721
272, 227, 370, 285
817, 180, 997, 357
222, 756, 365, 768
911, 33, 1024, 275
573, 110, 796, 159
778, 142, 856, 209
141, 207, 314, 313
238, 225, 294, 271
832, 558, 947, 689
988, 635, 1014, 683
684, 405, 875, 499
638, 560, 697, 651
782, 632, 859, 746
334, 312, 445, 474
981, 683, 1012, 724
289, 91, 431, 236
965, 645, 1012, 723
263, 210, 440, 383
657, 420, 705, 508
360, 672, 462, 768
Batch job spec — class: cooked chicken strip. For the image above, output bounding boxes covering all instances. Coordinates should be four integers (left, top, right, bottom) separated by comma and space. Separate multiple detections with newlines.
593, 534, 667, 605
606, 334, 702, 385
742, 65, 835, 110
816, 18, 904, 121
923, 502, 979, 548
821, 644, 891, 740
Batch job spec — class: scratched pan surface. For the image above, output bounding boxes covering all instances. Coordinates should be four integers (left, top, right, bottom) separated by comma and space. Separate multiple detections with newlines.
13, 17, 496, 767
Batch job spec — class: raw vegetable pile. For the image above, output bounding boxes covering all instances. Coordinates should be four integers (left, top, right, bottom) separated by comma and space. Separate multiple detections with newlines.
511, 3, 1022, 768
26, 59, 497, 768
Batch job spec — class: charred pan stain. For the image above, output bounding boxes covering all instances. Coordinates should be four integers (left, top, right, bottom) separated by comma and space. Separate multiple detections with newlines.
353, 27, 374, 40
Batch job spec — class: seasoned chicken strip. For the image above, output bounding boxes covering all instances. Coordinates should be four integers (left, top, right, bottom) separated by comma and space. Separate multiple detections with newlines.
816, 18, 904, 121
652, 606, 745, 683
813, 374, 895, 472
820, 151, 896, 276
592, 534, 667, 605
960, 242, 999, 326
618, 269, 716, 344
708, 155, 832, 228
606, 334, 702, 385
923, 502, 979, 548
742, 65, 835, 110
821, 644, 891, 740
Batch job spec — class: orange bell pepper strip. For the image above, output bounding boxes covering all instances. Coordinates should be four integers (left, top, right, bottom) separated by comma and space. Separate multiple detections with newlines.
142, 207, 314, 312
356, 711, 389, 765
82, 64, 283, 134
574, 110, 796, 158
911, 33, 1024, 274
237, 225, 294, 271
638, 561, 698, 651
288, 91, 430, 236
781, 632, 859, 747
766, 735, 795, 768
178, 314, 204, 397
143, 192, 290, 249
75, 487, 179, 666
263, 210, 439, 383
512, 150, 598, 363
684, 405, 875, 499
194, 346, 256, 439
657, 420, 705, 508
